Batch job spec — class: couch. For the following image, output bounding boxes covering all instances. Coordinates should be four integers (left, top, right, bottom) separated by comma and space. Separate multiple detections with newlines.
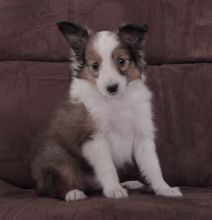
1, 0, 212, 219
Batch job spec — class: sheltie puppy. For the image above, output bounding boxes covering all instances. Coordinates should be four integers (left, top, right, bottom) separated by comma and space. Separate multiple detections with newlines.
31, 21, 182, 201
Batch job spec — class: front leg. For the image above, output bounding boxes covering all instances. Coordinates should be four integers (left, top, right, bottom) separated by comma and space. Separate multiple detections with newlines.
82, 135, 128, 199
134, 136, 182, 197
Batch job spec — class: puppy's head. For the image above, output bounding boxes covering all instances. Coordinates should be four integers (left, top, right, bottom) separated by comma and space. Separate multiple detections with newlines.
57, 21, 148, 97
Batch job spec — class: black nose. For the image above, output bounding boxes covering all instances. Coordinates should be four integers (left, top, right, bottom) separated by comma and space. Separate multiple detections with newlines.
106, 83, 119, 94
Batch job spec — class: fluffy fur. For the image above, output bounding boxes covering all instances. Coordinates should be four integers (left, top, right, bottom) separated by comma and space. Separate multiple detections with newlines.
31, 22, 182, 201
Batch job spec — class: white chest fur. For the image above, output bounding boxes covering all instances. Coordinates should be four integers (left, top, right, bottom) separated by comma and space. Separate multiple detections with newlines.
70, 78, 154, 167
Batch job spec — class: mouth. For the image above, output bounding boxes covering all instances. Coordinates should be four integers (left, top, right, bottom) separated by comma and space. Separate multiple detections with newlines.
101, 89, 122, 98
108, 91, 118, 96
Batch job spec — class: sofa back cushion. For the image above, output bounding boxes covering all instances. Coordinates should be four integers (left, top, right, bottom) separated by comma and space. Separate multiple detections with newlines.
1, 62, 212, 188
0, 0, 212, 188
0, 0, 212, 64
147, 64, 212, 187
0, 61, 70, 187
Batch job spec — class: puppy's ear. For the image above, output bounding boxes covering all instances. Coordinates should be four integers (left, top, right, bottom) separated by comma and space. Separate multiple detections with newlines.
118, 23, 148, 47
118, 24, 148, 70
57, 21, 89, 57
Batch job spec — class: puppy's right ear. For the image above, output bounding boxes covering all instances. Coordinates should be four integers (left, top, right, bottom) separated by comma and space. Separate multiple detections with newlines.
57, 21, 89, 57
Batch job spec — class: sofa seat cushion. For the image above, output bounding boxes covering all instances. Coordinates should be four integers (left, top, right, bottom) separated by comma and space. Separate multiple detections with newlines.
0, 180, 212, 220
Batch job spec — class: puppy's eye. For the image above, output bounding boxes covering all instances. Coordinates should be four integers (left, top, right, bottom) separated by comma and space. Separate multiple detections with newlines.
91, 63, 99, 71
116, 58, 130, 71
117, 58, 126, 66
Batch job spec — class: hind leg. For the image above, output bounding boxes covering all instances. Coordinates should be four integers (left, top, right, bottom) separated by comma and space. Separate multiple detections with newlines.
65, 189, 87, 201
35, 165, 87, 201
32, 142, 87, 201
121, 180, 144, 190
52, 168, 87, 201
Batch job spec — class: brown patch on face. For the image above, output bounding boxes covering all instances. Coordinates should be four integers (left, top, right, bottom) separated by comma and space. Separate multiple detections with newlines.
78, 67, 96, 85
125, 62, 141, 83
112, 46, 141, 83
77, 37, 102, 85
112, 46, 129, 60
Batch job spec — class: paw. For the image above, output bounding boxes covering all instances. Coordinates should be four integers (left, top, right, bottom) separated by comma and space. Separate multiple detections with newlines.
65, 189, 87, 201
104, 186, 128, 199
155, 187, 183, 197
121, 181, 144, 190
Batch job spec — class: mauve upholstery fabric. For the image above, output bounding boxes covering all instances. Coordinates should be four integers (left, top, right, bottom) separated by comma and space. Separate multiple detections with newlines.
0, 61, 212, 188
1, 0, 212, 219
1, 180, 212, 220
0, 0, 212, 63
0, 61, 71, 187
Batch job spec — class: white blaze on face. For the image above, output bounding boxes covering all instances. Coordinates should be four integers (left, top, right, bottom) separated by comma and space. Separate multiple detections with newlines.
93, 31, 127, 97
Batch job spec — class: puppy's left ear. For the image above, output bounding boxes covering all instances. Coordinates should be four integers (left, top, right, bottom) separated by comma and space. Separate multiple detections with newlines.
118, 23, 148, 47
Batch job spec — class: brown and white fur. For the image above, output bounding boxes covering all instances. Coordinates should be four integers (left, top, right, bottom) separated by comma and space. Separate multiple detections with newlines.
31, 22, 182, 201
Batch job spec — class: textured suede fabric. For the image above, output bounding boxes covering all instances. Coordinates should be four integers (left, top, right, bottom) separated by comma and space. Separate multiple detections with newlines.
1, 180, 212, 220
0, 61, 71, 187
147, 64, 212, 187
0, 61, 212, 189
0, 0, 212, 64
1, 0, 212, 219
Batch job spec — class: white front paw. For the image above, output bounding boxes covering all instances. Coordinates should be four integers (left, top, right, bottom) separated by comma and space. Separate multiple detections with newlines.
155, 186, 183, 197
65, 189, 87, 201
104, 186, 128, 199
